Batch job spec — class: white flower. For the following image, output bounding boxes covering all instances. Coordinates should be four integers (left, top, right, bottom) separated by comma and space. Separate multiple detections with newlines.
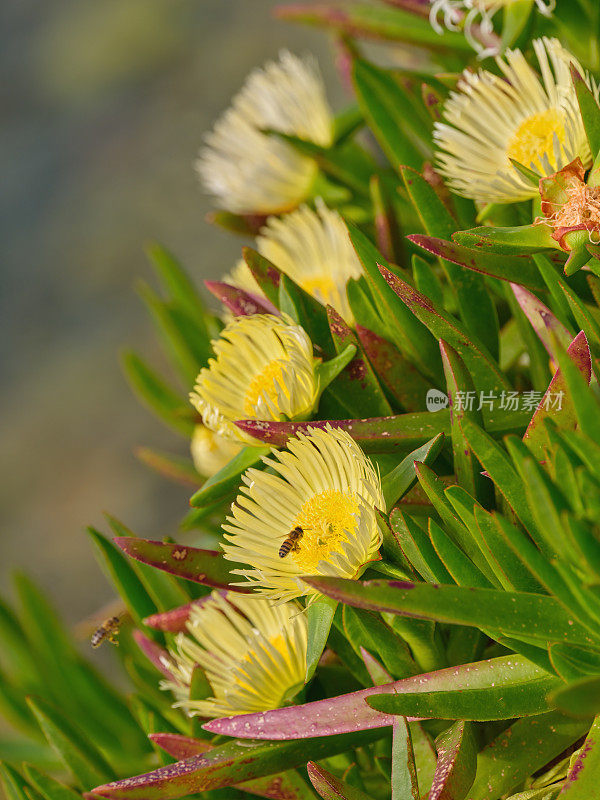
225, 199, 362, 323
189, 314, 319, 443
434, 38, 600, 204
190, 425, 243, 477
162, 591, 307, 718
429, 0, 555, 57
222, 426, 384, 603
197, 51, 333, 214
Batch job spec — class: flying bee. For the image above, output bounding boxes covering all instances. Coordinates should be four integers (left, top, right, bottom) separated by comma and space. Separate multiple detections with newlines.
279, 526, 304, 558
91, 616, 122, 648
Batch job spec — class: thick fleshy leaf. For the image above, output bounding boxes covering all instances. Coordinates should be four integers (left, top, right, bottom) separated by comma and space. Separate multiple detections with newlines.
242, 247, 281, 308
523, 331, 592, 458
144, 598, 213, 633
572, 65, 600, 158
352, 59, 429, 171
114, 538, 246, 591
132, 631, 174, 679
378, 266, 510, 394
90, 730, 386, 799
149, 733, 212, 759
236, 408, 529, 453
560, 714, 600, 798
408, 235, 546, 292
204, 281, 276, 317
381, 434, 444, 510
511, 283, 573, 359
356, 326, 432, 412
22, 765, 82, 800
549, 676, 600, 718
348, 224, 442, 383
27, 698, 115, 790
279, 274, 335, 356
400, 167, 499, 359
429, 721, 476, 800
453, 225, 555, 255
343, 607, 417, 679
300, 577, 596, 646
305, 596, 338, 682
274, 3, 472, 50
391, 718, 419, 800
468, 712, 588, 800
307, 762, 374, 800
190, 446, 269, 508
440, 340, 490, 503
326, 307, 392, 417
366, 657, 558, 720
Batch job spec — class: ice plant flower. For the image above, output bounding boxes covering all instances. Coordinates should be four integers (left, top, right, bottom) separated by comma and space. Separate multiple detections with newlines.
190, 314, 319, 443
429, 0, 555, 57
197, 51, 334, 214
434, 38, 599, 204
225, 199, 362, 323
222, 426, 384, 602
162, 591, 307, 718
190, 425, 243, 477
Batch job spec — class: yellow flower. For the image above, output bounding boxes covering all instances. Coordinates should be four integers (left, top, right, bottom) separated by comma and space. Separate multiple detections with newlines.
190, 425, 243, 477
226, 199, 362, 324
190, 314, 319, 443
162, 591, 307, 718
197, 51, 333, 215
222, 426, 384, 602
430, 0, 555, 57
434, 38, 599, 204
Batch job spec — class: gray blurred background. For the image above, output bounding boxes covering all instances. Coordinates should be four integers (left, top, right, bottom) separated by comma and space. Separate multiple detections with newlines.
1, 0, 344, 622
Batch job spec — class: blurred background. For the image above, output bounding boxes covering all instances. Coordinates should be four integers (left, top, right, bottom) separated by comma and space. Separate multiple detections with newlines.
1, 1, 345, 623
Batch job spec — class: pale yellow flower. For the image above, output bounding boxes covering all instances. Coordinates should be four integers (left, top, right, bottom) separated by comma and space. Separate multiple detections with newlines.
434, 38, 599, 204
197, 51, 333, 214
190, 425, 243, 477
189, 314, 319, 444
225, 199, 362, 323
162, 591, 307, 718
430, 0, 555, 57
222, 426, 384, 603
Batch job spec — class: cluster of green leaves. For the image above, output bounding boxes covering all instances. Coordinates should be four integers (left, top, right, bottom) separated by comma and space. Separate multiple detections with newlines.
6, 3, 600, 800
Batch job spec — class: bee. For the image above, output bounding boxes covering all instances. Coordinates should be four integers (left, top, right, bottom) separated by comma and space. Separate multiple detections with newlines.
91, 616, 122, 648
279, 526, 304, 558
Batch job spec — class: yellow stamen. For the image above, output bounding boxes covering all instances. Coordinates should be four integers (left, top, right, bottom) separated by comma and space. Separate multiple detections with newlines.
244, 361, 286, 416
292, 490, 359, 573
300, 275, 337, 306
507, 108, 566, 171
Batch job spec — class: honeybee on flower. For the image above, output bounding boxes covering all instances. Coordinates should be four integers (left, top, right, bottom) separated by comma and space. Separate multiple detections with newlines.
222, 426, 384, 603
197, 51, 333, 215
162, 591, 307, 718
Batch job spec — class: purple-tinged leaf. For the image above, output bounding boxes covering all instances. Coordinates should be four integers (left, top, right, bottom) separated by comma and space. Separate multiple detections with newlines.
132, 631, 174, 679
206, 210, 266, 236
523, 331, 592, 458
235, 406, 530, 454
511, 284, 573, 359
114, 538, 247, 591
356, 325, 432, 412
242, 247, 281, 308
391, 718, 419, 800
408, 235, 546, 292
144, 595, 220, 633
429, 721, 476, 800
149, 734, 212, 759
90, 730, 385, 799
203, 656, 554, 742
307, 762, 374, 800
559, 714, 600, 798
204, 281, 277, 317
453, 225, 555, 256
150, 735, 318, 800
